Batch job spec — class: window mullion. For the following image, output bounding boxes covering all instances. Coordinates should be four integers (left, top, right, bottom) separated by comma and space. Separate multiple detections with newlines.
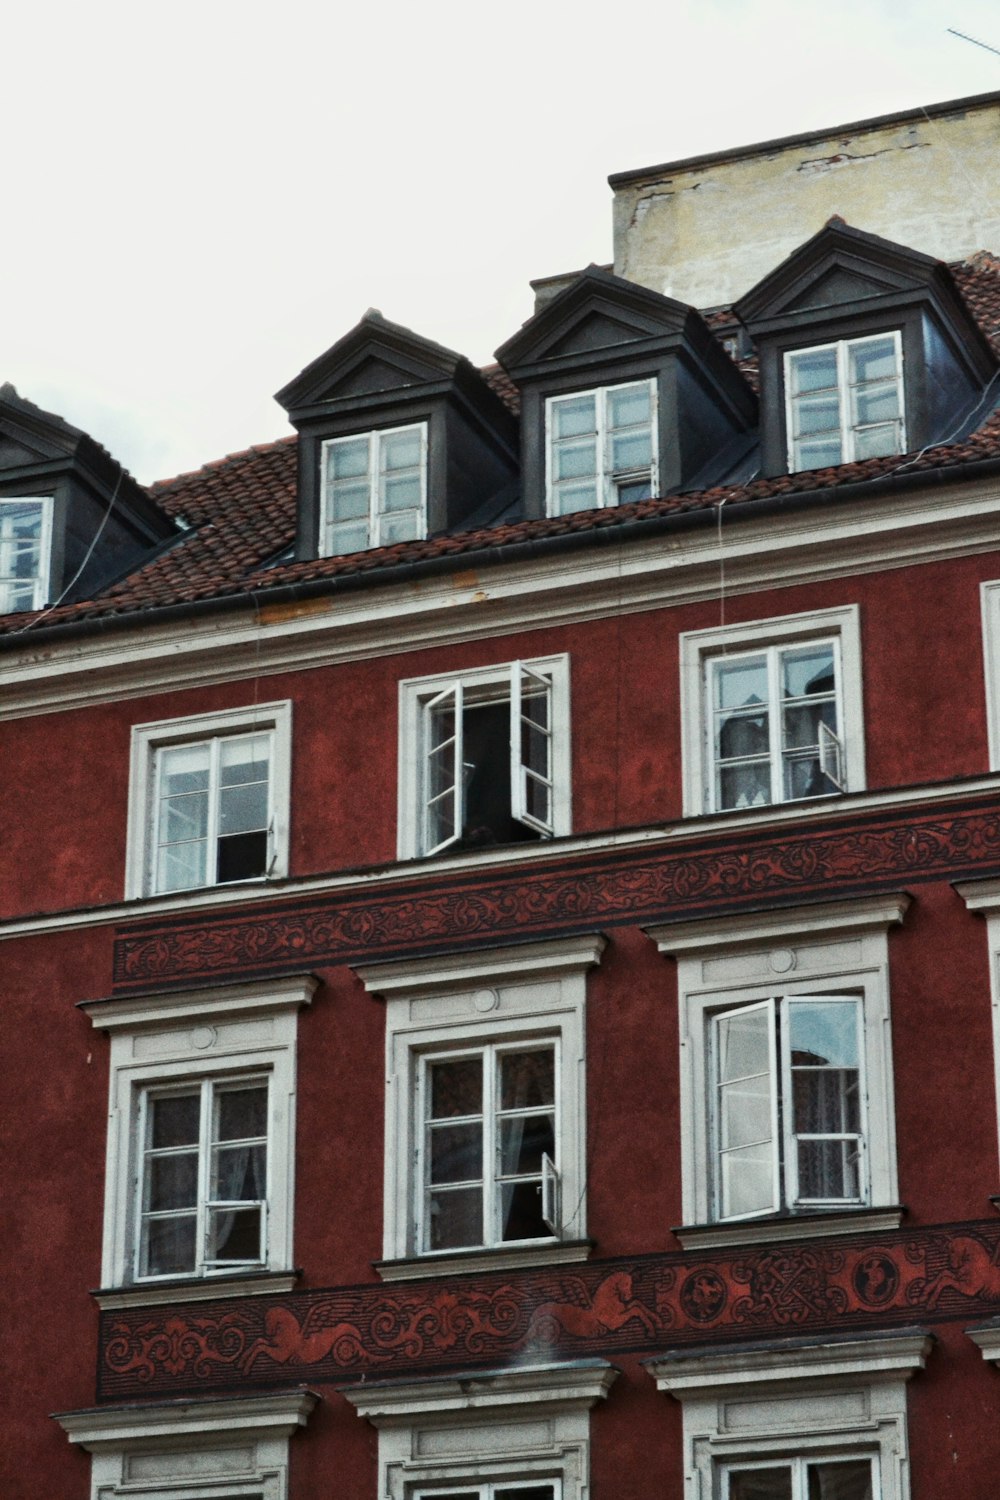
485, 1044, 497, 1245
198, 1078, 212, 1273
207, 737, 222, 883
778, 997, 797, 1207
838, 340, 852, 462
369, 432, 380, 548
598, 387, 611, 508
134, 1088, 150, 1279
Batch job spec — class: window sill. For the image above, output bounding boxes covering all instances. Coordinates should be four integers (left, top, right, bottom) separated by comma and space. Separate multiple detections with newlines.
375, 1240, 593, 1282
92, 1268, 301, 1310
673, 1206, 905, 1253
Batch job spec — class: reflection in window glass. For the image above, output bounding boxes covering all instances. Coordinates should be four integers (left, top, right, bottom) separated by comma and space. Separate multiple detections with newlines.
322, 423, 426, 554
786, 333, 903, 472
547, 380, 655, 515
0, 497, 50, 613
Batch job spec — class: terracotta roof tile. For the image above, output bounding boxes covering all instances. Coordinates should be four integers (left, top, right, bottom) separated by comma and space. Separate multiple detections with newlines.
4, 257, 1000, 638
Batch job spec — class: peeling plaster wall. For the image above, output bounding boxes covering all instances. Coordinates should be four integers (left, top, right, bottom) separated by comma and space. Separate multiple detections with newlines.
612, 99, 1000, 309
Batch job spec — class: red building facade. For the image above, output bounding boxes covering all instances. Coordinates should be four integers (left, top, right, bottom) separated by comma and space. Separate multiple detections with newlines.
5, 94, 1000, 1500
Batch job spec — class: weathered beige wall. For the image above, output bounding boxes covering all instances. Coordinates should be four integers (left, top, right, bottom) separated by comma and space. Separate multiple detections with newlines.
612, 97, 1000, 310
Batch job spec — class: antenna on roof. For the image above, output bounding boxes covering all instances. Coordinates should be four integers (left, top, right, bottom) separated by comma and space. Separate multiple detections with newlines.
946, 27, 1000, 57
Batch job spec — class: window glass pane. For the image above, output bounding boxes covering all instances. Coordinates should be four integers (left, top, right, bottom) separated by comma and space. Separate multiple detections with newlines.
850, 337, 897, 385
207, 1204, 263, 1262
554, 437, 598, 481
158, 839, 208, 892
789, 348, 838, 395
783, 700, 836, 750
159, 789, 209, 846
215, 1085, 268, 1142
326, 522, 369, 556
853, 384, 900, 427
500, 1179, 549, 1239
796, 437, 843, 468
729, 1469, 793, 1500
715, 657, 768, 711
788, 1000, 859, 1069
216, 829, 268, 882
160, 743, 211, 793
610, 430, 651, 473
720, 1143, 775, 1218
381, 428, 422, 471
553, 394, 596, 438
607, 382, 651, 429
219, 781, 269, 836
719, 762, 771, 809
793, 394, 841, 438
551, 480, 599, 514
147, 1151, 199, 1211
716, 1009, 770, 1095
144, 1215, 197, 1276
381, 512, 422, 543
797, 1137, 861, 1200
212, 1141, 266, 1198
429, 1184, 482, 1249
783, 645, 835, 699
617, 476, 654, 503
499, 1049, 555, 1109
382, 473, 422, 512
429, 1122, 483, 1184
500, 1113, 555, 1175
329, 481, 369, 521
496, 1489, 557, 1500
328, 438, 369, 480
429, 1056, 482, 1117
717, 710, 769, 761
807, 1459, 873, 1499
219, 735, 269, 784
852, 425, 900, 460
150, 1093, 201, 1148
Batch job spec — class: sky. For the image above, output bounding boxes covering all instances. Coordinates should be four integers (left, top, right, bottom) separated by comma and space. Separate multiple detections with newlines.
3, 0, 1000, 484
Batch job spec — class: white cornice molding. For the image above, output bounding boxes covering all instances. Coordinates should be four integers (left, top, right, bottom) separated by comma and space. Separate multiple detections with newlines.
955, 876, 1000, 914
2, 774, 994, 945
646, 1330, 933, 1396
93, 1270, 299, 1309
674, 1206, 904, 1252
376, 1240, 592, 1281
81, 973, 318, 1033
355, 933, 606, 997
53, 1390, 318, 1450
5, 474, 1000, 716
646, 891, 911, 957
341, 1360, 618, 1426
967, 1319, 1000, 1365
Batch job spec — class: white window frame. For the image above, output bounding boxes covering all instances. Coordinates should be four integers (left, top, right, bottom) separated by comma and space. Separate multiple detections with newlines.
955, 876, 1000, 1184
0, 493, 53, 613
979, 581, 1000, 772
647, 894, 907, 1247
545, 378, 658, 516
648, 1329, 931, 1500
784, 331, 905, 473
342, 1359, 616, 1500
82, 974, 316, 1293
680, 605, 865, 818
397, 655, 571, 862
54, 1390, 316, 1500
320, 421, 428, 555
125, 700, 292, 900
355, 934, 604, 1277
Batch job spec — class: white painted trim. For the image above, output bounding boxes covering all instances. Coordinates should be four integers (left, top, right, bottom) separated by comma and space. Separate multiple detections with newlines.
88, 974, 313, 1289
650, 894, 906, 1229
125, 699, 292, 899
785, 331, 905, 472
53, 1390, 318, 1448
5, 472, 1000, 717
980, 580, 1000, 770
375, 1239, 592, 1281
966, 1320, 1000, 1365
648, 1331, 928, 1500
320, 421, 428, 555
54, 1390, 316, 1500
545, 377, 659, 515
94, 1270, 299, 1309
679, 603, 865, 817
360, 934, 602, 1263
397, 653, 571, 860
955, 878, 1000, 1185
342, 1362, 613, 1500
647, 1329, 932, 1394
0, 493, 54, 612
674, 1205, 903, 1252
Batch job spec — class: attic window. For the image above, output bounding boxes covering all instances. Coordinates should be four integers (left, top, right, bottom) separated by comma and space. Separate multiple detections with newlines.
546, 379, 657, 516
785, 333, 905, 471
0, 496, 52, 613
321, 423, 427, 555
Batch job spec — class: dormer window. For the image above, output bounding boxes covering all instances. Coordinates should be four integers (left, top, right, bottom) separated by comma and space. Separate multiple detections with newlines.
321, 422, 427, 556
0, 496, 52, 613
785, 333, 904, 471
546, 379, 657, 516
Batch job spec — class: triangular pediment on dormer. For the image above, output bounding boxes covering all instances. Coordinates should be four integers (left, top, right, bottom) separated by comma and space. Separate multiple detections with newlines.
276, 311, 469, 422
495, 266, 697, 377
0, 382, 83, 473
734, 219, 950, 329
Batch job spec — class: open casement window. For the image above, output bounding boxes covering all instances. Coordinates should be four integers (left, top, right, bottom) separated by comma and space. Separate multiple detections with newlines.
151, 730, 275, 894
546, 378, 657, 516
724, 1457, 875, 1499
321, 422, 427, 555
421, 660, 557, 856
418, 1041, 560, 1252
707, 637, 845, 812
785, 332, 904, 472
137, 1075, 269, 1279
0, 495, 52, 612
712, 995, 866, 1222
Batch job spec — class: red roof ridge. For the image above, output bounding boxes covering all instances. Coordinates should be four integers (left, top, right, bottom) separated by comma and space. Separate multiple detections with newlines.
152, 432, 297, 492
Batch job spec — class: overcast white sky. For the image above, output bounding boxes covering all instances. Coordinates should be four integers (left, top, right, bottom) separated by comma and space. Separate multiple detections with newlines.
4, 0, 999, 483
